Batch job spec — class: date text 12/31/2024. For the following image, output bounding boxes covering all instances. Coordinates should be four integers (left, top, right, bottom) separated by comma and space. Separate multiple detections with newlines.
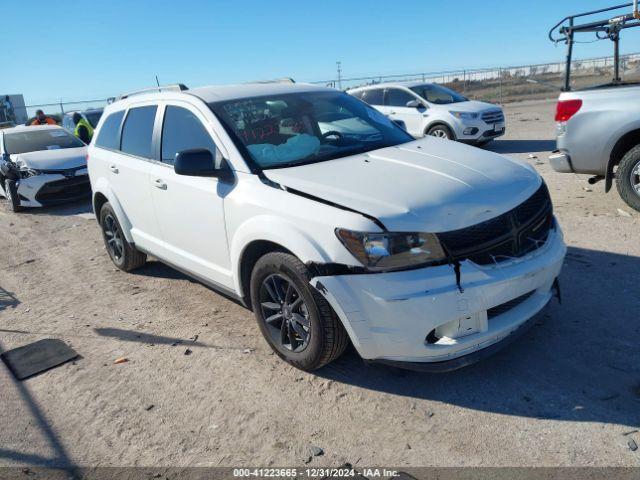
232, 468, 402, 478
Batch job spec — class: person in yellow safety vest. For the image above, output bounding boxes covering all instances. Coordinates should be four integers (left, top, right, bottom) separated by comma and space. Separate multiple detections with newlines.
73, 112, 94, 144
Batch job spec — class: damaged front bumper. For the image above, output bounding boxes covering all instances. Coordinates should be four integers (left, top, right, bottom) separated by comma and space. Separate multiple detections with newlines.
310, 227, 566, 371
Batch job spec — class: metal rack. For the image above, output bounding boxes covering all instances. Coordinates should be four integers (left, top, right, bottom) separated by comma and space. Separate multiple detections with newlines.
549, 2, 640, 90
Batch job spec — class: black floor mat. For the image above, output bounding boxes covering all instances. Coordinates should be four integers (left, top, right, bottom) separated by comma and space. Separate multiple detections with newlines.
1, 339, 79, 380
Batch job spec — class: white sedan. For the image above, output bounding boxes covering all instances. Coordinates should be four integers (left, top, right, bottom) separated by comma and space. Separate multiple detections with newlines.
0, 125, 89, 212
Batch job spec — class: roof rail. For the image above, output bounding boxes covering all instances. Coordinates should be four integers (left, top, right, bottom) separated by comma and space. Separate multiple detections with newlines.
247, 78, 296, 84
117, 83, 189, 100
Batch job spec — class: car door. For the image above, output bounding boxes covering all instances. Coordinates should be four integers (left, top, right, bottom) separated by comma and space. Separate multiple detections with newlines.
148, 102, 233, 289
104, 105, 162, 249
384, 88, 425, 136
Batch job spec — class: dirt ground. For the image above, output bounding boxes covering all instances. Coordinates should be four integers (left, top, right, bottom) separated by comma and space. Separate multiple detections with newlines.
1, 99, 639, 470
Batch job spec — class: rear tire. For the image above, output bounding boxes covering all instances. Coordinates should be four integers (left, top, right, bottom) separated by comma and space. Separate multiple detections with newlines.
4, 179, 21, 212
250, 252, 349, 371
616, 145, 640, 213
99, 202, 147, 271
426, 124, 453, 140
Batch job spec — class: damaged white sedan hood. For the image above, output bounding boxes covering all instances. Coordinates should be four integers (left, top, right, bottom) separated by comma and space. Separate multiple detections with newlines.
12, 146, 87, 171
264, 138, 541, 232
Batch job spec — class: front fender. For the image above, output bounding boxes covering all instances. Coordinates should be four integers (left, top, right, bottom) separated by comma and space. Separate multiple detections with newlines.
92, 178, 134, 244
230, 214, 332, 296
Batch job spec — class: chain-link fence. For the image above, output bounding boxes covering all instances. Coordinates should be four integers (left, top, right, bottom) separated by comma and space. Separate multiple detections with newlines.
19, 52, 640, 121
21, 98, 110, 124
313, 52, 640, 103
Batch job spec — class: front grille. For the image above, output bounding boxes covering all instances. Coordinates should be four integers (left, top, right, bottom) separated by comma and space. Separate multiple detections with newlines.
35, 175, 91, 205
487, 291, 535, 319
481, 110, 505, 124
437, 183, 553, 265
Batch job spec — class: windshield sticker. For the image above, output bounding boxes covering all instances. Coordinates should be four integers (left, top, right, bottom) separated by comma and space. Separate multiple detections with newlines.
46, 145, 62, 150
49, 131, 67, 137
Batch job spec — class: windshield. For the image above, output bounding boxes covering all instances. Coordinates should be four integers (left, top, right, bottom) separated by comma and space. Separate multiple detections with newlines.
209, 91, 413, 169
85, 111, 103, 128
410, 84, 468, 104
4, 129, 84, 154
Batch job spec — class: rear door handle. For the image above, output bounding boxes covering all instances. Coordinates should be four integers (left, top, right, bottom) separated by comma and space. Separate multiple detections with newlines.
153, 179, 167, 190
109, 165, 119, 174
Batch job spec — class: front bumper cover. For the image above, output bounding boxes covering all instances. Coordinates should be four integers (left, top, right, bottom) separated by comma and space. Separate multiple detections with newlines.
310, 227, 566, 368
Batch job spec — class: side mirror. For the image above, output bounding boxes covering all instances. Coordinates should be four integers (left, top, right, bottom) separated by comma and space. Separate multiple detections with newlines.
174, 148, 230, 178
406, 99, 423, 109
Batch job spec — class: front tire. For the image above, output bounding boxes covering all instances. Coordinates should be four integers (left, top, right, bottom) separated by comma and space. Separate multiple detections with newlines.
250, 252, 348, 371
4, 179, 21, 212
426, 124, 453, 140
99, 202, 147, 271
616, 145, 640, 213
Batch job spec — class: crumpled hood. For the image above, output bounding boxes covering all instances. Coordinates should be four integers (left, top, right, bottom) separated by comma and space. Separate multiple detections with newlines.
264, 138, 541, 232
12, 146, 87, 171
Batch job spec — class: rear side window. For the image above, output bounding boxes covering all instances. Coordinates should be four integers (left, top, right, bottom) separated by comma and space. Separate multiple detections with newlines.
161, 106, 217, 165
362, 89, 384, 106
95, 110, 125, 150
386, 89, 416, 107
120, 106, 157, 159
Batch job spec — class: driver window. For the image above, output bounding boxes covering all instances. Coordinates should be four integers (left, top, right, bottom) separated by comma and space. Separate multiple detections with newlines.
161, 106, 218, 165
386, 89, 417, 107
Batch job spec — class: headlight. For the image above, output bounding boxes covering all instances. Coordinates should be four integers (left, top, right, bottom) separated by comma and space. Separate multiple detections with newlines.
20, 168, 40, 179
335, 229, 446, 271
449, 111, 478, 120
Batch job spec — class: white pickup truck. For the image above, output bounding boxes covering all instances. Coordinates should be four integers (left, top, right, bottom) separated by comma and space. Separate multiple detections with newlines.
550, 84, 640, 212
548, 3, 640, 212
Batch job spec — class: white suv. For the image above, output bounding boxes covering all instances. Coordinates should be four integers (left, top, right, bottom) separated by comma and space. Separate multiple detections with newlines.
88, 82, 565, 371
348, 82, 505, 145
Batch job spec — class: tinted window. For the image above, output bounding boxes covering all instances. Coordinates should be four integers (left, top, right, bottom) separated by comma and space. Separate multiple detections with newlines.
4, 129, 84, 154
362, 89, 384, 105
95, 110, 125, 150
161, 106, 217, 165
386, 89, 416, 107
410, 84, 468, 104
350, 90, 365, 100
121, 106, 157, 158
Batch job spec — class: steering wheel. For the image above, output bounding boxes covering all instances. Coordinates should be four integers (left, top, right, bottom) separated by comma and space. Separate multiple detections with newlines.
321, 130, 343, 142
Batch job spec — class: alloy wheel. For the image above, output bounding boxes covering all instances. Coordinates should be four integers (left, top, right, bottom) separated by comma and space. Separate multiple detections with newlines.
430, 129, 449, 139
259, 274, 311, 352
630, 159, 640, 198
103, 214, 124, 261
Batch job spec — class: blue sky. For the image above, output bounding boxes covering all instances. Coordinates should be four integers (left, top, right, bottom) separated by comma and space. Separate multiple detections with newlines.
5, 0, 640, 105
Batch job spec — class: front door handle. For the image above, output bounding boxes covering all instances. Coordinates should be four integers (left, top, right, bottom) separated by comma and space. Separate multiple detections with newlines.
153, 179, 167, 190
109, 165, 119, 174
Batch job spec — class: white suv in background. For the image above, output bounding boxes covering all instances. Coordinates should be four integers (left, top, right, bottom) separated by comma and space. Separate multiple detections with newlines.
348, 82, 505, 145
88, 82, 564, 371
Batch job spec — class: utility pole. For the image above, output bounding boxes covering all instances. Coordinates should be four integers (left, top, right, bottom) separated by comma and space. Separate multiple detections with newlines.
336, 61, 342, 90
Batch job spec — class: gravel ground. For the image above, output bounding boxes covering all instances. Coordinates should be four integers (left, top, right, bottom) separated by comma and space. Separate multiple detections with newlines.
1, 100, 639, 469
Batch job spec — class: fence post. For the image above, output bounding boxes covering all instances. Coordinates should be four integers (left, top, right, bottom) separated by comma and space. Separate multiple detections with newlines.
499, 68, 503, 104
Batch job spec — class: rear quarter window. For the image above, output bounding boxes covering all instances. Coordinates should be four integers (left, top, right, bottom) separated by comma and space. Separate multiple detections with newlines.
95, 110, 125, 150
